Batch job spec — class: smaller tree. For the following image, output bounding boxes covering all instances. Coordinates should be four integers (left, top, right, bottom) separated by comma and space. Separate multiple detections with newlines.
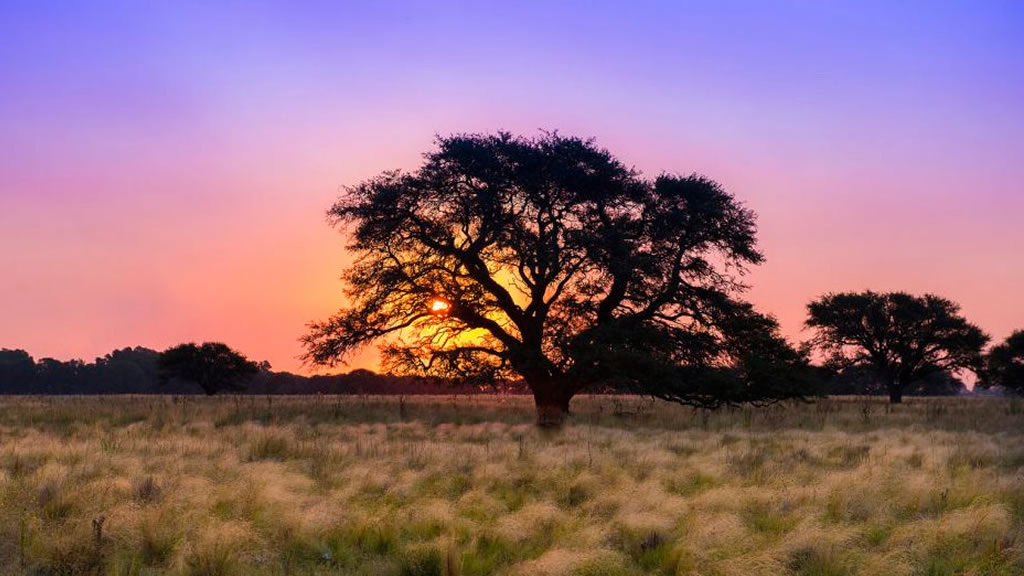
158, 342, 259, 395
983, 330, 1024, 395
805, 291, 988, 403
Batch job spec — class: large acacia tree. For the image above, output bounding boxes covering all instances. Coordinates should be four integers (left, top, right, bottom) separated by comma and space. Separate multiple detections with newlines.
805, 291, 988, 403
305, 132, 812, 424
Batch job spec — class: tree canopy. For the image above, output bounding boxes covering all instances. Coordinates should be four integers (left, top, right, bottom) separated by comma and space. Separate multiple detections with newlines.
158, 342, 259, 396
304, 132, 814, 424
0, 349, 36, 387
805, 291, 988, 403
983, 330, 1024, 395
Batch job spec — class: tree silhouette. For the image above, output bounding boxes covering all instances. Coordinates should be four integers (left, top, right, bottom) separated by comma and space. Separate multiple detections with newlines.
304, 132, 814, 424
158, 342, 258, 395
823, 365, 966, 396
36, 358, 85, 394
805, 291, 988, 403
91, 347, 160, 393
982, 330, 1024, 395
0, 349, 37, 392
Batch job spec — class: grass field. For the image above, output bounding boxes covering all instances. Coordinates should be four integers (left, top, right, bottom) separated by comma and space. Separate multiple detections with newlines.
0, 395, 1022, 576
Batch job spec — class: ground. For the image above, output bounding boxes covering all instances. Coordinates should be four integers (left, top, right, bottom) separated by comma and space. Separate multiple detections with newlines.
0, 395, 1022, 575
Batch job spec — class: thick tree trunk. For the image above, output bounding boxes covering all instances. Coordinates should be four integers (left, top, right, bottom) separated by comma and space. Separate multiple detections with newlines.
530, 381, 573, 427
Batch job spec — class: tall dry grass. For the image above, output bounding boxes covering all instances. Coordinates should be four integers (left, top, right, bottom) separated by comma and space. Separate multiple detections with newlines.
0, 394, 1021, 575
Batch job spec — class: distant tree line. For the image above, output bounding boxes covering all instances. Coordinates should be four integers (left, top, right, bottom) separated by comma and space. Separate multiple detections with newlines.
0, 329, 1018, 399
0, 344, 507, 396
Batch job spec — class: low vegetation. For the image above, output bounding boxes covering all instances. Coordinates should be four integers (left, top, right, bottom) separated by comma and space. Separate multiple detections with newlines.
0, 395, 1022, 575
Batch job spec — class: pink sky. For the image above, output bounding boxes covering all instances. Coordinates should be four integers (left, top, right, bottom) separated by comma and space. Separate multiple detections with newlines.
2, 2, 1022, 373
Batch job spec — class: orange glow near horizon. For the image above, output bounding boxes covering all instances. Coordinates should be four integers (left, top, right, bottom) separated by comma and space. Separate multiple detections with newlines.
429, 299, 451, 314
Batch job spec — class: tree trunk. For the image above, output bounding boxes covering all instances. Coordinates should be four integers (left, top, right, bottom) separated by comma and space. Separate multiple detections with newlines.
530, 381, 573, 427
887, 379, 903, 404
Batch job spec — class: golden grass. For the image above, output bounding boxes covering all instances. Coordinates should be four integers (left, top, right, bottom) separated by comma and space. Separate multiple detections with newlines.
0, 395, 1022, 575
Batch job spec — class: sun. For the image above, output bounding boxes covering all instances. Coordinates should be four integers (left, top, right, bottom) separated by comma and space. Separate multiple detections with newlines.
429, 298, 451, 314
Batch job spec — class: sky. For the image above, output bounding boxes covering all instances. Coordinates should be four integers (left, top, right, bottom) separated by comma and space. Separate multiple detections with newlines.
1, 1, 1022, 374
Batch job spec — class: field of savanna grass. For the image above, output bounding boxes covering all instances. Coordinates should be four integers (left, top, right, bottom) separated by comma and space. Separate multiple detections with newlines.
0, 394, 1022, 576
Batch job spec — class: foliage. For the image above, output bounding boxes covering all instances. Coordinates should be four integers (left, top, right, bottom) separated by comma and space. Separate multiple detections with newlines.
0, 347, 160, 394
0, 347, 492, 396
805, 291, 988, 402
158, 342, 259, 395
304, 131, 814, 420
0, 349, 36, 386
824, 365, 967, 397
983, 330, 1024, 395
